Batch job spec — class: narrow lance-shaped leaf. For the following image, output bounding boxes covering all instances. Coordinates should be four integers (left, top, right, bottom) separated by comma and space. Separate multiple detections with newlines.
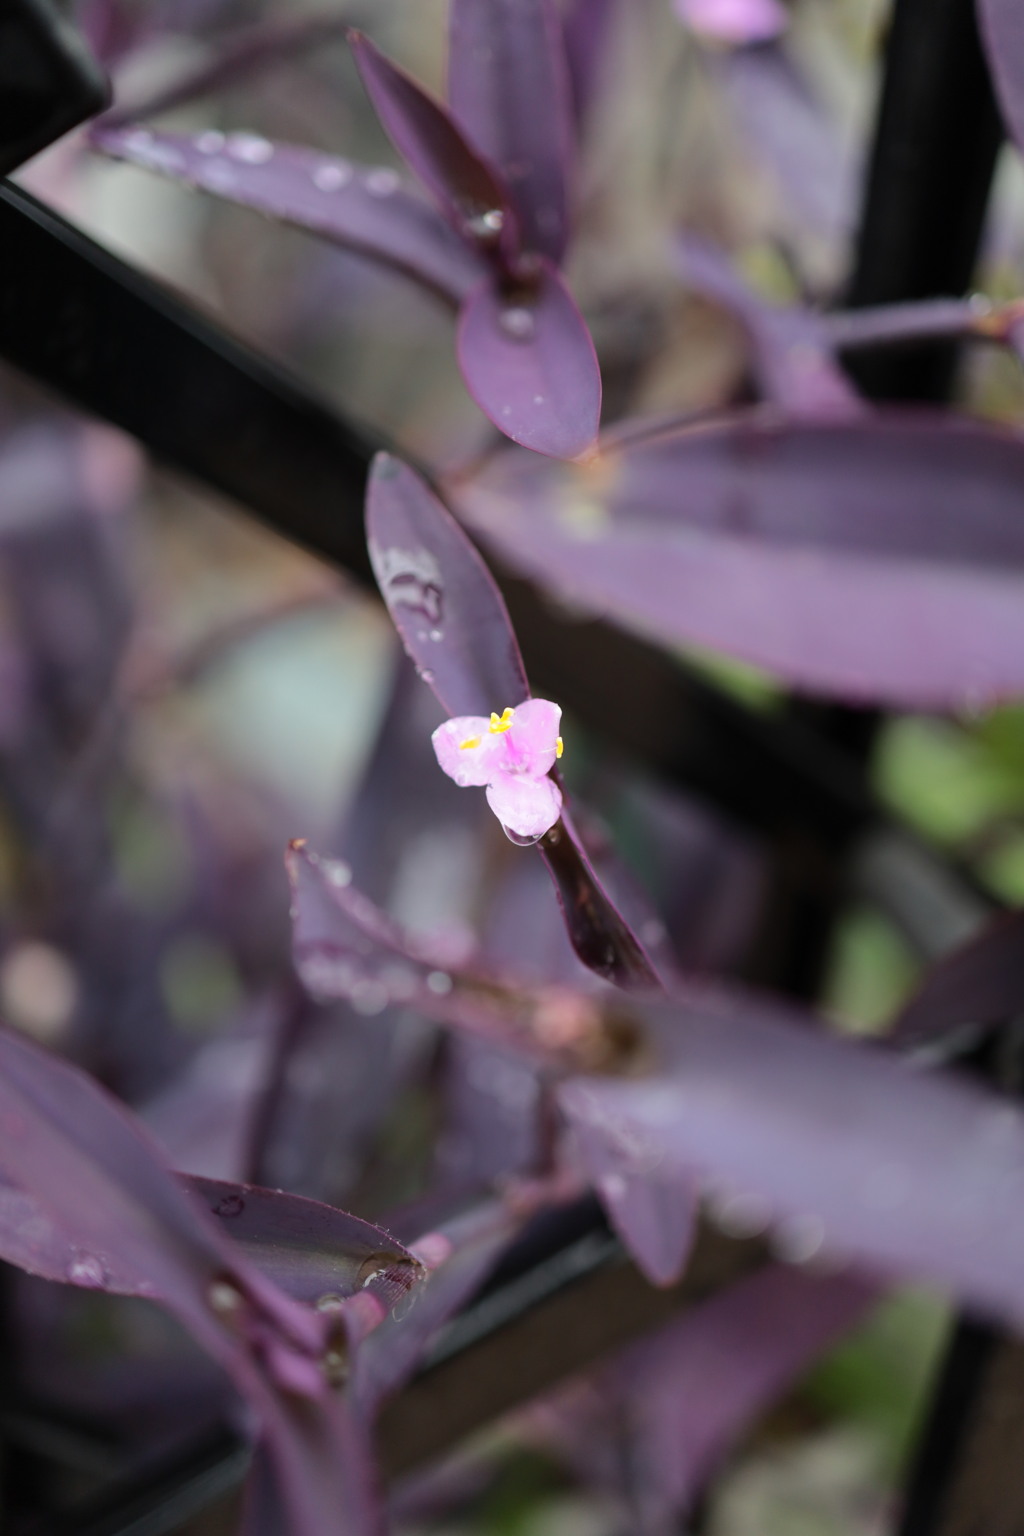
890, 906, 1024, 1052
560, 984, 1024, 1330
91, 125, 484, 307
978, 0, 1024, 162
448, 0, 574, 263
457, 414, 1024, 709
457, 261, 602, 461
349, 30, 517, 261
366, 455, 658, 988
569, 1100, 697, 1287
676, 235, 862, 419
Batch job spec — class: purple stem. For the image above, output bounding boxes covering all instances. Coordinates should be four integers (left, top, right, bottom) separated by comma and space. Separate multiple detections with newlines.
824, 296, 1022, 351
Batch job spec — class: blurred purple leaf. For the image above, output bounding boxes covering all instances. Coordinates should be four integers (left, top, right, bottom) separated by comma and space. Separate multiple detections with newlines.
448, 0, 574, 263
244, 1389, 382, 1536
538, 1265, 875, 1525
457, 263, 602, 460
978, 0, 1024, 159
366, 455, 657, 987
561, 0, 618, 127
438, 1035, 544, 1188
90, 126, 484, 306
560, 984, 1024, 1328
676, 235, 862, 418
350, 30, 517, 260
457, 414, 1024, 708
104, 14, 348, 125
569, 1108, 697, 1286
353, 1200, 524, 1415
890, 907, 1024, 1052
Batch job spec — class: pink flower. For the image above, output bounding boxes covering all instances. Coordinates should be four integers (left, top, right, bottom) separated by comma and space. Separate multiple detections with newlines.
432, 698, 564, 843
674, 0, 787, 44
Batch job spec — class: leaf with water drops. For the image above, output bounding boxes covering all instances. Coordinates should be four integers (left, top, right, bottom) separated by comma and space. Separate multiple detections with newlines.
349, 30, 518, 262
560, 984, 1024, 1329
365, 457, 658, 986
457, 261, 601, 459
448, 0, 575, 263
456, 413, 1024, 708
90, 125, 484, 306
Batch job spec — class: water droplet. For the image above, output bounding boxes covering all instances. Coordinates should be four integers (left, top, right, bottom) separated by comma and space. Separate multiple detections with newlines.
429, 628, 443, 641
366, 167, 400, 197
706, 1188, 771, 1239
500, 306, 536, 341
417, 668, 435, 685
196, 130, 225, 155
67, 1254, 106, 1289
208, 1278, 243, 1314
464, 208, 505, 240
600, 1173, 627, 1201
772, 1213, 825, 1265
351, 978, 389, 1015
214, 1193, 245, 1218
533, 394, 545, 405
392, 1286, 418, 1321
312, 160, 353, 191
227, 132, 274, 164
322, 1344, 348, 1386
426, 971, 452, 996
316, 1292, 346, 1312
327, 860, 352, 888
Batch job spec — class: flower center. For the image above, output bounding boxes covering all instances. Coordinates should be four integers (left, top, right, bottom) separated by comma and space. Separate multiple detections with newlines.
489, 708, 515, 734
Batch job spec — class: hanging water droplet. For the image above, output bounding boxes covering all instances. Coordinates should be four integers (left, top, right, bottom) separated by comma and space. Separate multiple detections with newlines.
426, 971, 452, 996
500, 306, 536, 341
326, 860, 352, 888
67, 1254, 107, 1289
195, 130, 226, 155
366, 167, 400, 197
316, 1292, 346, 1312
464, 208, 505, 240
214, 1193, 245, 1219
313, 160, 353, 191
227, 132, 274, 164
417, 668, 435, 685
208, 1278, 243, 1314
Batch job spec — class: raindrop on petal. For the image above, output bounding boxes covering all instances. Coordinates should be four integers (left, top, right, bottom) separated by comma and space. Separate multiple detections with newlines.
499, 306, 536, 342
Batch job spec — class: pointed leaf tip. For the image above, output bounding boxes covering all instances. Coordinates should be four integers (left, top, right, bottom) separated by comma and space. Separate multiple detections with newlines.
458, 265, 601, 460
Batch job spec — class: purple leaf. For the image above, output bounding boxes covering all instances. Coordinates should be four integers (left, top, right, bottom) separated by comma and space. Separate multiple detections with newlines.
978, 0, 1024, 160
448, 0, 574, 263
540, 1266, 875, 1524
439, 1035, 544, 1187
243, 1387, 382, 1536
349, 30, 517, 261
890, 907, 1024, 1052
367, 453, 529, 718
561, 0, 619, 127
457, 263, 601, 460
559, 983, 1024, 1329
366, 456, 658, 986
676, 235, 862, 418
188, 1177, 424, 1312
456, 413, 1024, 708
353, 1200, 524, 1415
90, 126, 484, 307
569, 1107, 697, 1286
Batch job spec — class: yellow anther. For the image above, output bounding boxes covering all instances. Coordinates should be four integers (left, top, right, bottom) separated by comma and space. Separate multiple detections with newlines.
488, 707, 515, 734
459, 735, 481, 751
556, 737, 563, 759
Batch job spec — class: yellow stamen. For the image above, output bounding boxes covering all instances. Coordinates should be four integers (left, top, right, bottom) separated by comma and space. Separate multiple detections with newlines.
488, 707, 515, 734
459, 735, 481, 751
556, 737, 563, 759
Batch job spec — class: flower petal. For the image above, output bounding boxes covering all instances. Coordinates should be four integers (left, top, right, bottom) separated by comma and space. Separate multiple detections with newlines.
506, 697, 562, 776
486, 770, 562, 841
432, 716, 507, 785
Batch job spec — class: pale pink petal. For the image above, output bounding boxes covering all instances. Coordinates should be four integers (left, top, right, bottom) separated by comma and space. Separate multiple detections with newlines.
506, 698, 562, 777
675, 0, 787, 43
486, 770, 563, 842
432, 717, 506, 786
